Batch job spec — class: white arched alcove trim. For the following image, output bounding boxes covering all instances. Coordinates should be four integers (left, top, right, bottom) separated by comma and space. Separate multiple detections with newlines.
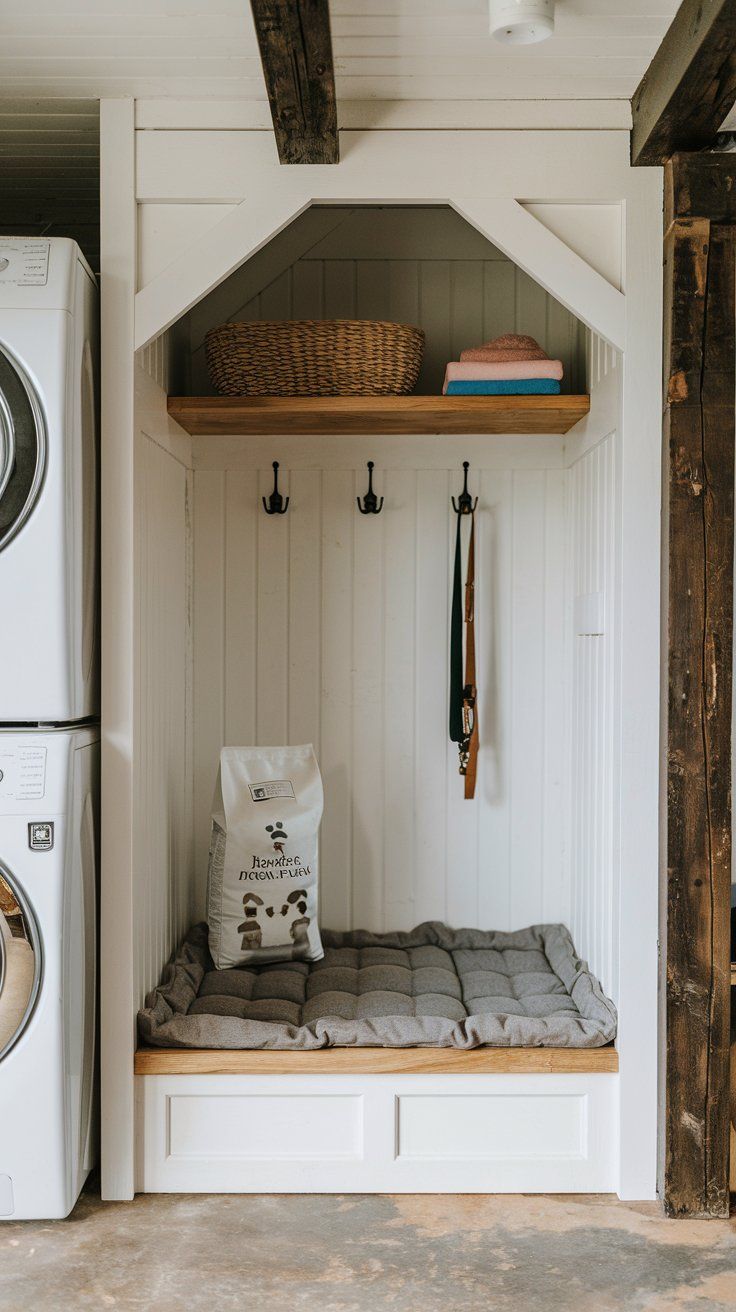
133, 129, 631, 352
135, 193, 625, 353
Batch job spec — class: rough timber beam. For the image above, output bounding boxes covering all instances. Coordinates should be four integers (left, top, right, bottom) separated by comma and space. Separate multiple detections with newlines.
662, 154, 735, 1218
250, 0, 338, 165
631, 0, 736, 166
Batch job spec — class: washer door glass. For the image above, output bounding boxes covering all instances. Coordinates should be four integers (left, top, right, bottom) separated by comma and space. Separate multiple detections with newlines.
0, 866, 42, 1061
0, 344, 46, 553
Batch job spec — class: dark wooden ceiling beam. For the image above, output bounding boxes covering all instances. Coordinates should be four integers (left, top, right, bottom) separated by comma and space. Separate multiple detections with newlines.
250, 0, 338, 165
631, 0, 736, 167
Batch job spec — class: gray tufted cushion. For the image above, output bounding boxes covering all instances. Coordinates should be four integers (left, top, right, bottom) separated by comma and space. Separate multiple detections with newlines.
139, 921, 617, 1050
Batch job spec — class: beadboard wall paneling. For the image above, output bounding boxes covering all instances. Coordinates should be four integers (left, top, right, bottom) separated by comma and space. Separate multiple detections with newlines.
181, 207, 587, 397
138, 335, 170, 393
587, 329, 618, 390
191, 453, 568, 934
567, 430, 620, 998
133, 428, 193, 1006
138, 324, 191, 397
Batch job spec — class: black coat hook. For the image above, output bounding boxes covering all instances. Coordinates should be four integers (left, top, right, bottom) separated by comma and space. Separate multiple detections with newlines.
357, 461, 384, 515
452, 461, 478, 515
262, 461, 289, 515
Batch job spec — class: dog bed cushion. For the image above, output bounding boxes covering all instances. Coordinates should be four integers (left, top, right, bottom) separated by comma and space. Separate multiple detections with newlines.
138, 921, 617, 1050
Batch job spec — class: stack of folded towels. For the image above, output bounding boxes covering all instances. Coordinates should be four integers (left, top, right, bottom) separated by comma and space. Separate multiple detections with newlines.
442, 333, 563, 396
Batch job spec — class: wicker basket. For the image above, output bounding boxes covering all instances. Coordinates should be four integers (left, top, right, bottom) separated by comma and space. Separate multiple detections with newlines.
205, 319, 425, 397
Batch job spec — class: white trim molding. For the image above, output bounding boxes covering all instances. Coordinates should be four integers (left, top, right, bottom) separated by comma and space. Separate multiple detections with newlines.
100, 97, 137, 1202
134, 129, 635, 351
135, 99, 634, 132
452, 199, 625, 350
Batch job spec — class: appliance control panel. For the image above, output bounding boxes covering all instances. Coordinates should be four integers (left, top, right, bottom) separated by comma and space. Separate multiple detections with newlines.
0, 239, 50, 286
0, 746, 47, 801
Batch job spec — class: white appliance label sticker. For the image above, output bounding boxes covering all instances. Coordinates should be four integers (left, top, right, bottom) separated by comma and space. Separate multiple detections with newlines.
0, 239, 51, 285
0, 747, 47, 799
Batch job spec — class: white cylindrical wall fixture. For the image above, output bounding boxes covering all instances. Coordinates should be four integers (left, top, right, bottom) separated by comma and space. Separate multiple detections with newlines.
489, 0, 555, 44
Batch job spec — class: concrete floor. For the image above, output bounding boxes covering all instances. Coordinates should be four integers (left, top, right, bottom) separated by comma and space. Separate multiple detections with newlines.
0, 1186, 734, 1312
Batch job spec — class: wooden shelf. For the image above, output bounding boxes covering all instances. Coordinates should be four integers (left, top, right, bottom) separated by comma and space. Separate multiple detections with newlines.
167, 394, 590, 437
135, 1044, 618, 1076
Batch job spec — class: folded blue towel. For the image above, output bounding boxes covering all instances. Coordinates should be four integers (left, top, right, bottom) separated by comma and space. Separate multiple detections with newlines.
445, 379, 561, 396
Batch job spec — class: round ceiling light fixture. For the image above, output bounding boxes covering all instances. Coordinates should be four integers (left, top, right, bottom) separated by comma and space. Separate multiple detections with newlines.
489, 0, 555, 44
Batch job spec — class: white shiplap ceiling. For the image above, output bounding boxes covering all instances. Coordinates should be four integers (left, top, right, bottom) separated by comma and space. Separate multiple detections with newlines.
0, 0, 680, 105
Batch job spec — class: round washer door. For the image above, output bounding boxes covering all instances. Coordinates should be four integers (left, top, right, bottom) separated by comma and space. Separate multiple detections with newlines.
0, 343, 46, 553
0, 865, 42, 1061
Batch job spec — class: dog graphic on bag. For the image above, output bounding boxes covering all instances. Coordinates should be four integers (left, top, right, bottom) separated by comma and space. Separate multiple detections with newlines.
237, 888, 310, 952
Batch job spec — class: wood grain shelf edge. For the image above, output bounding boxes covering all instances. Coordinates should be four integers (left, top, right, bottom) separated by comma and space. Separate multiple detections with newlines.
167, 394, 590, 437
135, 1044, 619, 1076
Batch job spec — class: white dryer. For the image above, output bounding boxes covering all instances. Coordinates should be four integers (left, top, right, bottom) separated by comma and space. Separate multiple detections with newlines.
0, 726, 98, 1219
0, 238, 98, 723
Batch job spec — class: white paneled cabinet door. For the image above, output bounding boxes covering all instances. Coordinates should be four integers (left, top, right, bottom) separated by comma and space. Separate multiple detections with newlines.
139, 1073, 619, 1194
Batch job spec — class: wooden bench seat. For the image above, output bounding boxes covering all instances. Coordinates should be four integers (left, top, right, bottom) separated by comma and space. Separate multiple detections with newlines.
135, 1044, 618, 1076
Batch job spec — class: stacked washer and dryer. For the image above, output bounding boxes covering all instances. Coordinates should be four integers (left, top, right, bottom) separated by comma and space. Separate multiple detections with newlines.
0, 238, 99, 1219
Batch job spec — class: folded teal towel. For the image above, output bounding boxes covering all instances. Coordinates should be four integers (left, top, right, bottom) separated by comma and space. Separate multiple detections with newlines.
445, 379, 561, 395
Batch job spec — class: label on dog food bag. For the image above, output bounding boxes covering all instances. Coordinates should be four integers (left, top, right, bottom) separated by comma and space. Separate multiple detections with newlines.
249, 780, 295, 802
207, 745, 324, 969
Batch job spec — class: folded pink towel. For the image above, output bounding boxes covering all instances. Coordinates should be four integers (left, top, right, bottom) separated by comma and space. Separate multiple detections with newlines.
460, 333, 548, 363
443, 359, 563, 393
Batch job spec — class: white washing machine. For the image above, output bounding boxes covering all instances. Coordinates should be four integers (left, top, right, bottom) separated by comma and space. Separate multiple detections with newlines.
0, 727, 98, 1219
0, 238, 98, 723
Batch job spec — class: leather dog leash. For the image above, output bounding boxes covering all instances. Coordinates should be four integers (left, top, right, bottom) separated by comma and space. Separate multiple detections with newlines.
462, 514, 479, 798
449, 510, 478, 799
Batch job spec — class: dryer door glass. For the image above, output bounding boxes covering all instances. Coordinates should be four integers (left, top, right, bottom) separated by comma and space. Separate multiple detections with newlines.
0, 867, 42, 1061
0, 345, 46, 553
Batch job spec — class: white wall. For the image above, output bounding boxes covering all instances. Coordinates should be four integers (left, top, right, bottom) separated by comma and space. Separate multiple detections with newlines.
187, 361, 622, 993
563, 338, 622, 999
133, 355, 194, 1004
190, 437, 568, 934
567, 429, 619, 999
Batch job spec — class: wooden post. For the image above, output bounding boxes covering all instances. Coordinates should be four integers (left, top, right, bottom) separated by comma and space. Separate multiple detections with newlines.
663, 154, 735, 1218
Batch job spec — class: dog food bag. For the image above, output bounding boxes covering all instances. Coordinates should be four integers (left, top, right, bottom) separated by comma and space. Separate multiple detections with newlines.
207, 744, 324, 969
